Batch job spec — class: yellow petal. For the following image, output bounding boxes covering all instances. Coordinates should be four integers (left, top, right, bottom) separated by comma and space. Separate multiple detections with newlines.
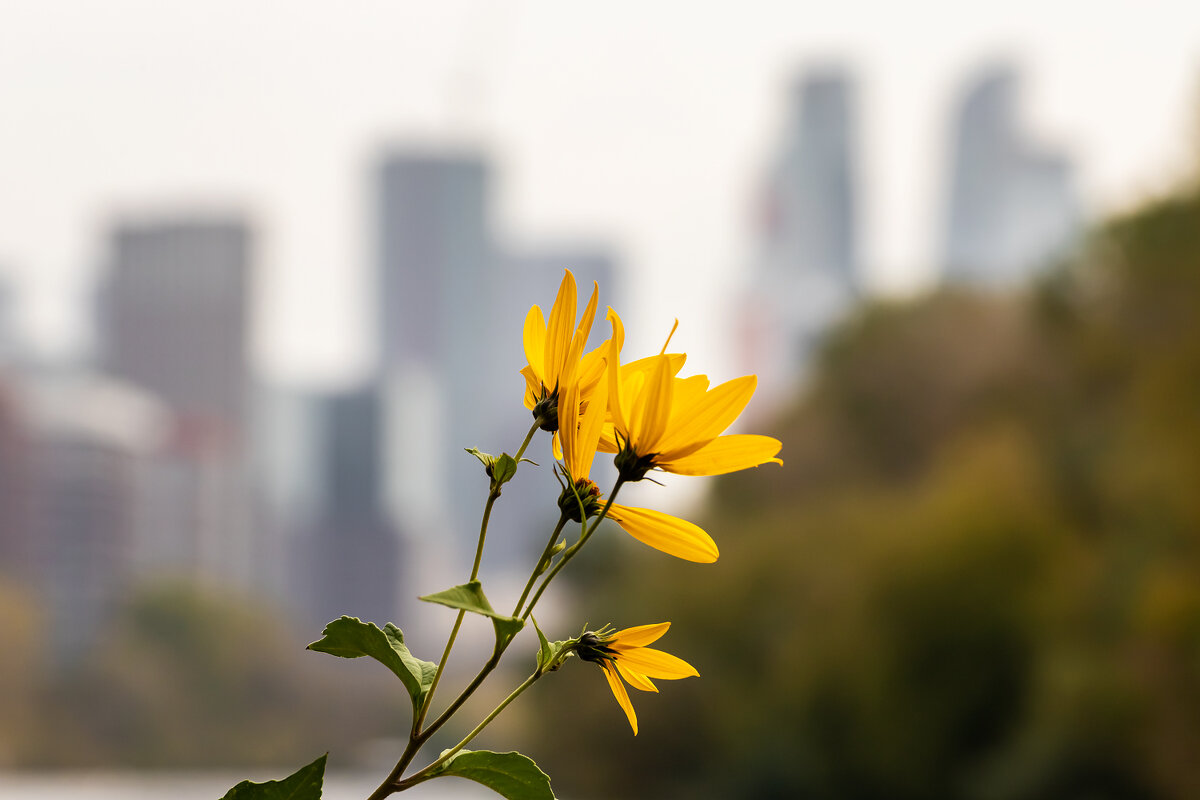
602, 661, 638, 735
577, 346, 608, 395
566, 281, 600, 368
609, 504, 719, 563
623, 353, 687, 379
573, 373, 608, 479
558, 377, 580, 473
614, 647, 699, 681
655, 374, 758, 461
611, 621, 670, 648
633, 355, 674, 454
656, 434, 783, 477
544, 270, 578, 392
616, 661, 659, 693
523, 306, 546, 384
520, 365, 541, 411
606, 307, 628, 435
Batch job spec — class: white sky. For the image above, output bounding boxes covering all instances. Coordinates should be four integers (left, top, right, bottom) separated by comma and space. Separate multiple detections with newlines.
1, 0, 1197, 385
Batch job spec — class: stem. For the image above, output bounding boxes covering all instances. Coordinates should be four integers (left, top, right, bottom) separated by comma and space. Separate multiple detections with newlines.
366, 417, 544, 800
417, 417, 543, 729
521, 478, 625, 622
512, 514, 569, 618
394, 669, 545, 793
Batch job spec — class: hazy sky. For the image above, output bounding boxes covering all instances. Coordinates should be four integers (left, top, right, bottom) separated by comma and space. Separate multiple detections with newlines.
1, 1, 1197, 385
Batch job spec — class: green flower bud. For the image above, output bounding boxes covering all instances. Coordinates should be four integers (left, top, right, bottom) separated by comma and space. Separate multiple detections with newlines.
557, 477, 603, 523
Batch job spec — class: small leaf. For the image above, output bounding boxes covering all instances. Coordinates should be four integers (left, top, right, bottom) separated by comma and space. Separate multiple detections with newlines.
465, 447, 497, 470
430, 750, 556, 800
221, 754, 326, 800
532, 617, 568, 673
420, 581, 525, 648
307, 617, 436, 709
491, 453, 519, 485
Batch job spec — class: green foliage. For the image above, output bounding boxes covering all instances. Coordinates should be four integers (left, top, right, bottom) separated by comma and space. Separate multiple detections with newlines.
526, 184, 1200, 799
466, 448, 522, 489
221, 754, 327, 800
307, 617, 436, 711
428, 750, 556, 800
419, 582, 526, 647
23, 582, 400, 768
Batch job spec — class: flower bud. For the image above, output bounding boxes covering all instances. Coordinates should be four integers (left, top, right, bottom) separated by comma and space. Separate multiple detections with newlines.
557, 477, 603, 523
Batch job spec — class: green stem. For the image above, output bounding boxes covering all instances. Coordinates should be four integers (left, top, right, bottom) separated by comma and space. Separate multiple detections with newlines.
394, 669, 545, 793
521, 477, 625, 622
417, 418, 543, 730
512, 514, 569, 618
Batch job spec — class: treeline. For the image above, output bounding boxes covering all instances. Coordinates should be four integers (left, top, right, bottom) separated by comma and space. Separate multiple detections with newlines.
0, 580, 406, 768
523, 183, 1200, 799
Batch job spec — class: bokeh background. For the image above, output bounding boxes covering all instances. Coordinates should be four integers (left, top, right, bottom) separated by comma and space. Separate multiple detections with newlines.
3, 3, 1200, 798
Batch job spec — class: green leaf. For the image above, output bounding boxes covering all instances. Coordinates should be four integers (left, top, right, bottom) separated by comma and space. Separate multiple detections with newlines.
420, 581, 525, 647
307, 617, 436, 708
220, 754, 326, 800
430, 750, 556, 800
491, 453, 519, 485
531, 616, 568, 673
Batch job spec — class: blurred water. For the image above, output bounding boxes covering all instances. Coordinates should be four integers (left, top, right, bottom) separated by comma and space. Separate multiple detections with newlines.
0, 771, 498, 799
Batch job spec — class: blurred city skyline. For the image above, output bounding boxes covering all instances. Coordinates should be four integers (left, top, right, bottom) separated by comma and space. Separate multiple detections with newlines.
2, 1, 1199, 386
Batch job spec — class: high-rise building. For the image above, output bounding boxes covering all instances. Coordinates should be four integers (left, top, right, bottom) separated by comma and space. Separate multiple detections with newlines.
294, 387, 404, 629
769, 70, 860, 291
97, 217, 262, 590
942, 65, 1079, 285
743, 67, 862, 413
0, 376, 33, 581
375, 152, 494, 569
17, 372, 167, 659
100, 218, 251, 443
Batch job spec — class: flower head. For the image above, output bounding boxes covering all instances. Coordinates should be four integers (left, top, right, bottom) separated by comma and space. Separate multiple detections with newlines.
558, 350, 719, 562
573, 622, 697, 735
603, 308, 782, 481
521, 270, 605, 433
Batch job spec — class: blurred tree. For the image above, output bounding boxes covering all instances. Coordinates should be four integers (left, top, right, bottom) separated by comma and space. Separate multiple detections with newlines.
524, 181, 1200, 799
31, 581, 405, 768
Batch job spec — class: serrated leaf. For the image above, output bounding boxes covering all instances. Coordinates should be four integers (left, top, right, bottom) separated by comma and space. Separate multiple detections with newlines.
430, 750, 556, 800
221, 753, 326, 800
307, 617, 436, 708
420, 581, 525, 647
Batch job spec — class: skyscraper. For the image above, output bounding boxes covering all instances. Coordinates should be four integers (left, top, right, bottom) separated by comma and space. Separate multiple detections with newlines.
375, 152, 494, 566
294, 386, 403, 629
97, 217, 261, 589
100, 218, 251, 443
744, 67, 862, 413
942, 65, 1079, 285
769, 70, 861, 292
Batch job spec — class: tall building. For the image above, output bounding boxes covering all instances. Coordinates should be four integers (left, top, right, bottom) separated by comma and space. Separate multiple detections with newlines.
100, 219, 251, 441
375, 152, 494, 570
17, 372, 167, 659
294, 387, 404, 629
97, 217, 263, 590
743, 67, 863, 413
769, 70, 861, 292
0, 376, 33, 580
942, 65, 1079, 285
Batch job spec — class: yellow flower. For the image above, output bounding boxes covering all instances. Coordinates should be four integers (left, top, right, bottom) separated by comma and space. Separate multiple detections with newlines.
558, 353, 719, 562
521, 269, 605, 433
602, 308, 782, 481
574, 622, 698, 735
